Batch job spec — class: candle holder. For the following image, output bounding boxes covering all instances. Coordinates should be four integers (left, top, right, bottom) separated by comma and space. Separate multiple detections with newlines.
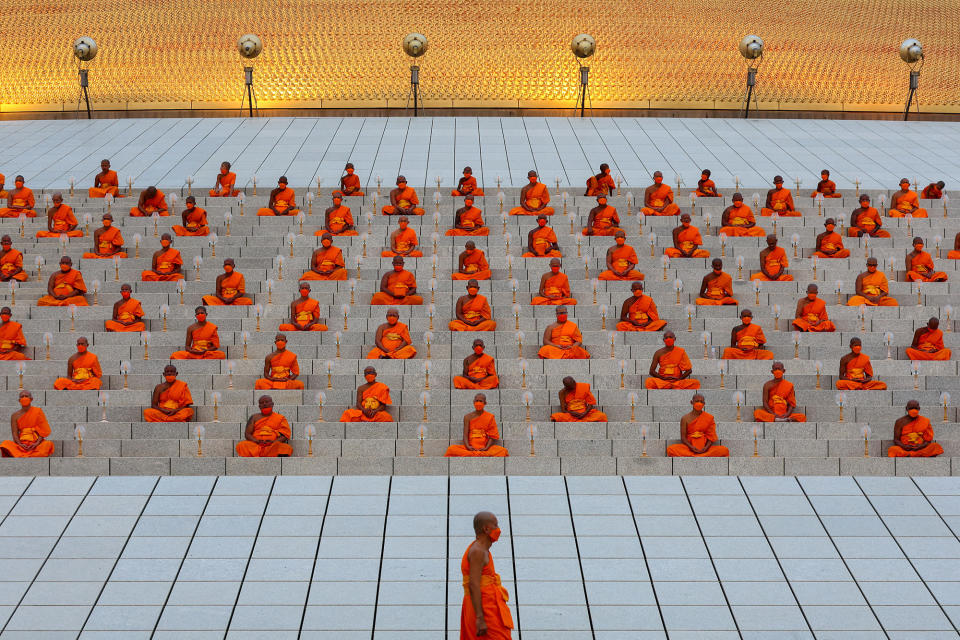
326, 360, 334, 389
508, 278, 517, 304
113, 255, 121, 281
640, 425, 647, 457
43, 332, 52, 360
227, 360, 235, 388
315, 391, 326, 422
515, 330, 524, 359
862, 424, 871, 458
427, 303, 435, 330
854, 177, 860, 197
429, 278, 437, 304
241, 331, 250, 359
812, 255, 818, 278
423, 361, 431, 390
209, 233, 217, 257
529, 424, 537, 456
912, 361, 921, 390
152, 213, 159, 237
177, 280, 185, 305
941, 392, 951, 422
815, 360, 822, 389
719, 360, 726, 388
519, 359, 528, 388
120, 360, 130, 389
69, 304, 77, 332
626, 193, 633, 216
34, 255, 43, 283
196, 424, 205, 457
946, 305, 953, 332
772, 304, 781, 331
98, 391, 109, 422
616, 175, 622, 195
935, 235, 942, 259
418, 424, 427, 457
702, 331, 710, 359
306, 192, 314, 216
424, 331, 433, 359
599, 304, 608, 330
276, 256, 284, 281
859, 304, 866, 331
251, 174, 257, 195
266, 279, 274, 305
238, 193, 245, 217
16, 361, 24, 389
142, 331, 151, 360
648, 232, 656, 257
734, 391, 743, 422
835, 392, 845, 422
512, 303, 520, 330
663, 256, 670, 281
592, 278, 599, 304
736, 255, 744, 280
720, 233, 726, 257
306, 424, 316, 455
194, 255, 203, 280
609, 331, 616, 359
211, 391, 221, 422
7, 281, 13, 307
884, 332, 893, 359
335, 331, 341, 358
75, 425, 85, 457
419, 391, 430, 421
619, 359, 626, 388
835, 280, 843, 305
704, 212, 711, 233
916, 282, 923, 306
628, 392, 638, 422
793, 331, 800, 359
753, 425, 759, 457
342, 303, 350, 331
753, 280, 761, 305
577, 237, 582, 258
254, 304, 263, 332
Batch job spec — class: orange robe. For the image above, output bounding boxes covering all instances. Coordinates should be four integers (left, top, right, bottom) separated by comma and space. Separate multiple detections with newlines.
458, 542, 513, 640
171, 207, 210, 236
538, 322, 590, 359
696, 272, 737, 305
452, 251, 492, 281
0, 321, 28, 360
531, 273, 576, 306
667, 412, 729, 457
0, 407, 53, 458
202, 272, 252, 306
598, 246, 643, 281
300, 247, 347, 281
0, 187, 36, 217
753, 379, 806, 421
37, 270, 88, 306
278, 299, 328, 332
105, 299, 146, 332
90, 170, 120, 198
761, 188, 800, 216
143, 380, 194, 422
36, 205, 82, 238
452, 176, 484, 197
645, 348, 700, 389
370, 271, 423, 305
813, 232, 851, 258
367, 322, 417, 359
848, 271, 897, 306
129, 191, 168, 216
694, 179, 719, 197
641, 184, 680, 216
53, 352, 103, 390
583, 206, 621, 236
340, 382, 393, 422
586, 174, 616, 196
723, 324, 773, 360
170, 323, 226, 359
720, 206, 765, 237
381, 228, 423, 257
905, 328, 951, 361
848, 207, 889, 237
382, 187, 425, 215
257, 187, 299, 216
750, 247, 793, 281
836, 354, 887, 390
522, 227, 561, 258
236, 413, 294, 457
664, 227, 710, 258
617, 295, 667, 332
446, 207, 489, 236
551, 383, 607, 421
449, 296, 497, 332
889, 190, 928, 218
888, 416, 944, 457
906, 251, 947, 282
510, 183, 554, 215
446, 412, 508, 457
791, 298, 836, 332
82, 227, 127, 259
0, 249, 27, 281
141, 248, 184, 282
255, 351, 305, 389
318, 206, 358, 236
339, 174, 364, 196
921, 184, 943, 199
811, 179, 841, 198
453, 354, 500, 389
209, 172, 239, 197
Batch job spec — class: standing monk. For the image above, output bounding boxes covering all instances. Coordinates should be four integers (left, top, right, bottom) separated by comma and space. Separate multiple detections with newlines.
696, 258, 737, 305
617, 281, 666, 332
531, 259, 576, 305
0, 176, 35, 217
761, 175, 800, 216
453, 339, 499, 389
665, 214, 710, 258
849, 195, 889, 237
723, 309, 773, 360
791, 284, 835, 332
301, 233, 347, 281
948, 232, 960, 260
209, 161, 239, 197
36, 193, 81, 238
382, 176, 425, 216
0, 236, 27, 282
667, 394, 729, 457
905, 317, 951, 361
52, 337, 102, 390
645, 331, 698, 389
446, 394, 508, 457
452, 166, 484, 197
171, 196, 209, 236
551, 376, 607, 421
338, 163, 364, 196
368, 308, 417, 359
753, 362, 806, 422
812, 218, 850, 258
848, 257, 897, 306
141, 234, 183, 281
921, 181, 945, 199
202, 258, 252, 306
0, 307, 28, 360
521, 215, 561, 258
320, 193, 357, 236
888, 400, 944, 457
538, 306, 590, 359
641, 171, 679, 216
447, 195, 488, 236
82, 213, 126, 259
452, 242, 492, 280
37, 256, 87, 306
459, 511, 514, 640
693, 169, 720, 198
105, 284, 146, 332
598, 231, 643, 281
449, 280, 497, 331
509, 170, 554, 216
170, 306, 226, 359
143, 365, 194, 422
750, 234, 793, 281
89, 159, 121, 198
811, 170, 841, 198
585, 163, 615, 196
339, 366, 393, 422
381, 216, 423, 257
582, 195, 621, 236
278, 283, 327, 332
836, 337, 887, 390
720, 193, 765, 237
255, 334, 304, 389
257, 176, 299, 216
370, 256, 423, 305
905, 237, 947, 282
237, 396, 293, 457
0, 391, 53, 458
889, 178, 928, 217
129, 186, 168, 217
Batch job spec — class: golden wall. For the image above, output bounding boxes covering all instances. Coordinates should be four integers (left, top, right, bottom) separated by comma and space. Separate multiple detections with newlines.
2, 0, 958, 111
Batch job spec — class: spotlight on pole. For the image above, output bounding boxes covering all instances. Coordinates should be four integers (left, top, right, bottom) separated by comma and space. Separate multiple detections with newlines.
73, 37, 97, 119
899, 38, 923, 121
738, 35, 764, 119
237, 34, 263, 118
403, 33, 428, 116
571, 34, 596, 118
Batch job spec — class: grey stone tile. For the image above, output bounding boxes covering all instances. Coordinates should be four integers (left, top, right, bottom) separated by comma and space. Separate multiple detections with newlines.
83, 605, 163, 631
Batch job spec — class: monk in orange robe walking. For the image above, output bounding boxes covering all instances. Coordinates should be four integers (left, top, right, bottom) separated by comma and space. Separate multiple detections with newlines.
171, 196, 209, 236
340, 366, 393, 422
257, 176, 299, 216
522, 215, 561, 258
446, 394, 508, 457
811, 169, 841, 198
141, 234, 184, 281
171, 306, 226, 359
693, 169, 721, 198
905, 317, 951, 361
337, 163, 364, 196
301, 233, 347, 281
382, 176, 425, 216
452, 242, 492, 281
105, 284, 145, 332
583, 195, 621, 236
89, 159, 122, 198
38, 256, 87, 306
510, 170, 554, 216
53, 337, 102, 390
761, 175, 800, 216
645, 331, 699, 389
368, 309, 417, 359
0, 176, 36, 217
447, 196, 488, 236
888, 400, 944, 457
0, 236, 27, 282
83, 213, 126, 259
143, 365, 194, 422
723, 309, 773, 360
452, 166, 484, 197
889, 178, 928, 217
905, 237, 947, 282
255, 334, 305, 389
753, 361, 806, 422
278, 283, 328, 332
531, 259, 576, 305
696, 258, 737, 305
598, 231, 643, 281
381, 216, 423, 257
36, 193, 81, 238
551, 377, 607, 421
1, 391, 53, 458
129, 186, 168, 217
370, 256, 423, 305
813, 218, 850, 258
641, 171, 680, 216
849, 195, 889, 237
836, 338, 887, 390
237, 395, 293, 457
848, 257, 897, 306
792, 284, 835, 332
720, 193, 765, 237
617, 282, 666, 332
750, 234, 793, 281
320, 193, 357, 236
665, 214, 710, 258
202, 258, 252, 306
450, 280, 497, 331
538, 306, 590, 359
585, 163, 615, 196
921, 181, 945, 199
460, 511, 514, 639
0, 307, 28, 360
667, 394, 729, 457
453, 339, 499, 389
209, 161, 239, 197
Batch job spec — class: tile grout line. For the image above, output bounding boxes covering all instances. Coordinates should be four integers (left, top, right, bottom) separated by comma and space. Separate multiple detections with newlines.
0, 477, 34, 632
562, 476, 596, 640
444, 473, 450, 638
296, 475, 335, 640
369, 474, 393, 639
620, 476, 670, 639
504, 475, 521, 640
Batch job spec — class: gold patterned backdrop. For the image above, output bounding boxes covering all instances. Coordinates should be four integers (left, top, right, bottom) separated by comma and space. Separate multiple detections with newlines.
1, 0, 958, 110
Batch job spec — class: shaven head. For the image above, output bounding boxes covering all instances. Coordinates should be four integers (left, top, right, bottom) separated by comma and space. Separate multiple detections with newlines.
807, 283, 818, 294
562, 376, 576, 390
473, 511, 497, 535
906, 399, 920, 412
928, 317, 940, 330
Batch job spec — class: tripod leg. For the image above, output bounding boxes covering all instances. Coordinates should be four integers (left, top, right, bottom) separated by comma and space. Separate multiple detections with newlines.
83, 86, 91, 119
247, 84, 254, 118
744, 84, 754, 119
413, 83, 418, 117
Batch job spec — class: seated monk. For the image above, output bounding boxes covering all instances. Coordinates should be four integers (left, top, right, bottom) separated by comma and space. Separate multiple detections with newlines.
0, 236, 27, 282
723, 309, 773, 360
257, 176, 299, 216
89, 159, 122, 198
510, 170, 555, 216
905, 317, 951, 361
585, 163, 615, 196
129, 186, 168, 217
665, 214, 710, 258
949, 232, 960, 260
811, 169, 841, 198
202, 258, 252, 306
449, 280, 497, 331
693, 169, 721, 198
255, 334, 305, 389
37, 256, 88, 306
921, 181, 945, 200
889, 400, 944, 457
848, 194, 890, 237
889, 178, 928, 217
82, 213, 126, 259
753, 361, 806, 422
617, 281, 666, 332
551, 376, 607, 422
750, 234, 793, 281
52, 336, 102, 390
340, 366, 393, 422
720, 193, 765, 237
382, 175, 425, 216
0, 307, 28, 360
236, 395, 293, 457
532, 259, 577, 306
459, 511, 514, 640
813, 218, 850, 258
337, 162, 364, 197
367, 308, 417, 359
446, 196, 489, 236
836, 337, 887, 390
143, 365, 194, 422
761, 175, 800, 216
641, 171, 680, 216
583, 195, 621, 236
0, 391, 53, 458
381, 216, 423, 257
105, 284, 146, 332
696, 258, 738, 305
209, 161, 239, 197
141, 234, 184, 282
452, 166, 484, 197
318, 193, 357, 236
171, 196, 209, 236
301, 233, 347, 281
792, 284, 836, 332
598, 230, 643, 281
171, 306, 226, 360
538, 306, 590, 359
446, 394, 508, 456
667, 394, 729, 457
453, 339, 499, 389
522, 214, 562, 258
905, 237, 947, 282
452, 242, 492, 280
0, 176, 36, 218
278, 283, 328, 332
36, 192, 81, 238
370, 256, 423, 305
848, 257, 897, 306
645, 331, 699, 389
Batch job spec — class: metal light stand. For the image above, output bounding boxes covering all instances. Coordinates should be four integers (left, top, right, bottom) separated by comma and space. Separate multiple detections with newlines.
77, 67, 92, 119
240, 66, 258, 118
407, 64, 421, 116
903, 61, 922, 121
742, 65, 759, 119
575, 65, 592, 117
